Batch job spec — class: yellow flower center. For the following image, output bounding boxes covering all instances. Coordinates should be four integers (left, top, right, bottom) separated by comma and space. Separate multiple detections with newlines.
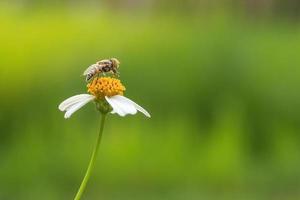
87, 77, 126, 99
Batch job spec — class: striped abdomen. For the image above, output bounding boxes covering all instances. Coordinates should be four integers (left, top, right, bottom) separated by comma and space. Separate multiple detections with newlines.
86, 66, 102, 82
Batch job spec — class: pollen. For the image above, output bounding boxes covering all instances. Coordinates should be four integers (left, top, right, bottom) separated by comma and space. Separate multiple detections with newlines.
87, 77, 126, 99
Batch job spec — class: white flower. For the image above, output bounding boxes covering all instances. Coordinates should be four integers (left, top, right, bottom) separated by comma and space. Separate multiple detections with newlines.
59, 77, 150, 119
59, 94, 150, 119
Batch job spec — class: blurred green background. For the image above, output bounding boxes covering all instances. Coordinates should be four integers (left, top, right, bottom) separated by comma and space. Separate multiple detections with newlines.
1, 0, 300, 199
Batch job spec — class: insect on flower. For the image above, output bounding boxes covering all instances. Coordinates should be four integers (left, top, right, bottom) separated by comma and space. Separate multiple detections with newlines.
83, 58, 120, 82
58, 60, 150, 200
59, 69, 150, 118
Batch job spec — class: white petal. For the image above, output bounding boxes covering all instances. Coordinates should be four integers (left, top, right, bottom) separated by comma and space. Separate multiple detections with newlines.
64, 96, 95, 119
107, 95, 135, 116
58, 94, 94, 111
105, 96, 136, 116
105, 95, 150, 118
111, 96, 137, 115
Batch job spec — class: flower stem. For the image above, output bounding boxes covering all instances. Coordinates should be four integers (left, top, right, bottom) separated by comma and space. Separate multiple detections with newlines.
74, 114, 107, 200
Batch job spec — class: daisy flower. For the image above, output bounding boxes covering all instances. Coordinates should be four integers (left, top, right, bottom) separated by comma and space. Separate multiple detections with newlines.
58, 72, 150, 200
58, 77, 150, 118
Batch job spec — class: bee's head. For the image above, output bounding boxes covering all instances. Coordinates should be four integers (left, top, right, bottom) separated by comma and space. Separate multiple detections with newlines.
110, 58, 120, 68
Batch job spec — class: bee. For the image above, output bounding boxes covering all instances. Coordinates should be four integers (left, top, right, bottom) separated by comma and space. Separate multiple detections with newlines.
83, 58, 120, 82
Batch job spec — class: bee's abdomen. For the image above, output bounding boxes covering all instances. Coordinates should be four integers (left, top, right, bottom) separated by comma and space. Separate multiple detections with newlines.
86, 73, 94, 81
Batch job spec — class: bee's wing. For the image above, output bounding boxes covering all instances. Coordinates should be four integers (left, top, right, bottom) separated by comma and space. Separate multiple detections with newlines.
83, 64, 97, 75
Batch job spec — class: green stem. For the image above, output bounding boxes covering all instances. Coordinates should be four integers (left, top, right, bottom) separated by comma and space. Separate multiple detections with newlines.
74, 114, 107, 200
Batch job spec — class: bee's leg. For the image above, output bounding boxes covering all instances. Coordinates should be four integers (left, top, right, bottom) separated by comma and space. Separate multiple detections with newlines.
113, 73, 119, 78
110, 71, 115, 77
112, 69, 120, 77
